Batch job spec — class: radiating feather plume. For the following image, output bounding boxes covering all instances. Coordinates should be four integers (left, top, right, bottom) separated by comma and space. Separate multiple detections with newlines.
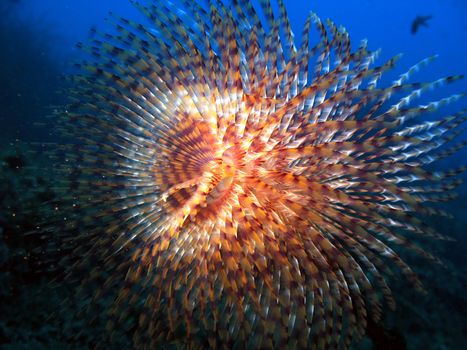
43, 0, 466, 349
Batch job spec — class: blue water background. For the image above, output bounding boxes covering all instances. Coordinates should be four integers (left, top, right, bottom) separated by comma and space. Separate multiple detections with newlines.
18, 0, 467, 76
2, 0, 466, 142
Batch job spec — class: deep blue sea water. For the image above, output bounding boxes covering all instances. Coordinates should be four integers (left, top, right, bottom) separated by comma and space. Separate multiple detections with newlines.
12, 0, 467, 76
0, 0, 466, 349
2, 0, 466, 139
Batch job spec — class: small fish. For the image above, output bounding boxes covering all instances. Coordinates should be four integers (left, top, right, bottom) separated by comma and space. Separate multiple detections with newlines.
411, 15, 432, 34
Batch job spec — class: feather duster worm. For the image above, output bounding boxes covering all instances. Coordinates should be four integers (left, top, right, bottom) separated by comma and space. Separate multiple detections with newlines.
50, 0, 466, 348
